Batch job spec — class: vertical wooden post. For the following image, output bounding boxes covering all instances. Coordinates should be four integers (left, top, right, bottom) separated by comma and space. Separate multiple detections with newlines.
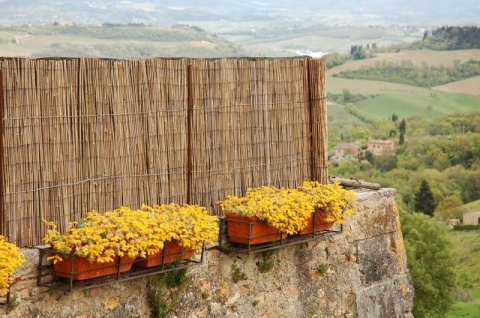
307, 58, 328, 184
186, 64, 193, 204
0, 69, 4, 236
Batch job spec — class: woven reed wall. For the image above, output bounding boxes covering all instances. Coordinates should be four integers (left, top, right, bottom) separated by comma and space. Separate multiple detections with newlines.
0, 57, 327, 247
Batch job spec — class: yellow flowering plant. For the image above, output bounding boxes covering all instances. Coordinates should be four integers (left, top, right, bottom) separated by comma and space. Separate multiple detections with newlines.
140, 203, 219, 253
217, 181, 357, 235
298, 181, 357, 224
0, 235, 26, 295
44, 204, 219, 264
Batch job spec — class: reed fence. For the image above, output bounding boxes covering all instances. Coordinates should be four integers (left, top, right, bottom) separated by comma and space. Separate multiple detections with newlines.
0, 57, 327, 247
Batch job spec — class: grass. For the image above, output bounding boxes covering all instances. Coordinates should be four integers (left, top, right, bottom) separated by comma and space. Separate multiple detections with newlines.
463, 200, 480, 211
448, 302, 480, 318
354, 91, 480, 121
327, 79, 480, 124
329, 79, 479, 118
446, 230, 480, 318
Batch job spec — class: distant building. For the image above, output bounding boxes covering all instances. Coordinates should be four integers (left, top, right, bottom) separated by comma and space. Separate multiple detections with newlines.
331, 143, 362, 161
463, 210, 480, 225
367, 139, 396, 155
447, 219, 461, 230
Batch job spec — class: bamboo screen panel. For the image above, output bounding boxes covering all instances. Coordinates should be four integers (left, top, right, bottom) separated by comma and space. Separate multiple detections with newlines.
1, 58, 189, 246
189, 58, 315, 213
0, 57, 326, 247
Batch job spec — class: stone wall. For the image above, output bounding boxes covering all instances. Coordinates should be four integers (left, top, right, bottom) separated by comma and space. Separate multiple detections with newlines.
1, 188, 414, 318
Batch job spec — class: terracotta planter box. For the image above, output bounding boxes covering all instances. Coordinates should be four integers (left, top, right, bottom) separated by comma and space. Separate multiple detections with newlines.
298, 210, 334, 235
53, 255, 133, 281
225, 212, 286, 245
134, 240, 194, 268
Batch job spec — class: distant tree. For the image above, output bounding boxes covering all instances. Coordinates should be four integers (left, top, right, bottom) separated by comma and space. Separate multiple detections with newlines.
392, 113, 398, 123
330, 155, 361, 176
399, 132, 405, 145
342, 89, 353, 103
433, 195, 463, 221
350, 45, 357, 55
423, 30, 428, 41
399, 119, 407, 134
414, 180, 436, 215
373, 151, 397, 172
400, 211, 455, 318
364, 150, 374, 166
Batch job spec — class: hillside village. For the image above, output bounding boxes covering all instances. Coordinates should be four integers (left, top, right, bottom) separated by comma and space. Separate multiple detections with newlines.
331, 139, 396, 162
331, 137, 480, 228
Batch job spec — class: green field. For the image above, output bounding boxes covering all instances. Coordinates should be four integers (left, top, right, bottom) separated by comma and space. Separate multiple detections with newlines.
446, 230, 480, 318
325, 49, 480, 124
354, 91, 480, 121
463, 200, 480, 211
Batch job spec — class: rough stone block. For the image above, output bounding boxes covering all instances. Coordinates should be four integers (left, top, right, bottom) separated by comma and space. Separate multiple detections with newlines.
346, 188, 398, 242
357, 235, 395, 285
355, 275, 414, 318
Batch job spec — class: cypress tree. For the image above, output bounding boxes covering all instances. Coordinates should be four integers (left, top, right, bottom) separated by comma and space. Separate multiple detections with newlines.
414, 180, 436, 216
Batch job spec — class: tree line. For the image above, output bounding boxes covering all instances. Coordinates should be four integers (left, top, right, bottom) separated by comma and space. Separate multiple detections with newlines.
417, 26, 480, 50
332, 59, 480, 87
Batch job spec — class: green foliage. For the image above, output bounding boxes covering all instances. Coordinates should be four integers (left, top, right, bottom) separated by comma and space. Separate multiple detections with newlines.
7, 294, 20, 313
373, 151, 397, 172
256, 249, 281, 273
323, 53, 352, 69
412, 26, 480, 50
164, 267, 188, 288
329, 156, 362, 177
230, 262, 247, 283
414, 180, 436, 216
343, 89, 367, 104
400, 211, 456, 317
447, 302, 480, 318
446, 230, 480, 317
453, 225, 480, 231
316, 264, 328, 275
150, 268, 189, 318
329, 113, 480, 212
434, 196, 463, 221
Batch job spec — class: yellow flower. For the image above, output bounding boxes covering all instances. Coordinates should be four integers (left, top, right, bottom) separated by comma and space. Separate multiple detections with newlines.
43, 203, 219, 263
217, 181, 357, 234
0, 236, 26, 295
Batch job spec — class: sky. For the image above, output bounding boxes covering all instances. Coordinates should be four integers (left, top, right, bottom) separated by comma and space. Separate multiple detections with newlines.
0, 0, 479, 27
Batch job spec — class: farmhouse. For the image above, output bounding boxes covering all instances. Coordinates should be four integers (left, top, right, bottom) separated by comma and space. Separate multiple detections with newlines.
367, 139, 396, 155
331, 143, 362, 161
463, 210, 480, 225
448, 218, 461, 229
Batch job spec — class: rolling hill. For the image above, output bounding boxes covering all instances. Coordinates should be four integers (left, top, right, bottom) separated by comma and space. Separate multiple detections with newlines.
0, 24, 253, 58
326, 49, 480, 124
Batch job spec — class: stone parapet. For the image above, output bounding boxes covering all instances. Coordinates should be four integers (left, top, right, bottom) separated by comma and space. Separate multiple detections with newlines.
2, 188, 413, 318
